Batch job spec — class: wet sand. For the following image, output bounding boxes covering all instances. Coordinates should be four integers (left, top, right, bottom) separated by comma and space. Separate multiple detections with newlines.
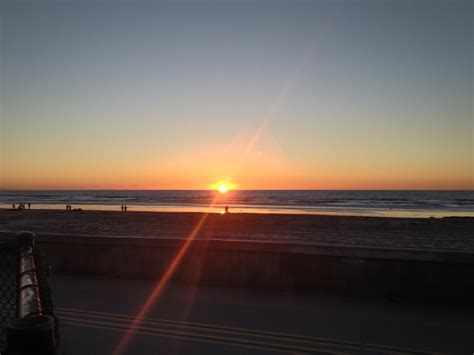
1, 209, 473, 252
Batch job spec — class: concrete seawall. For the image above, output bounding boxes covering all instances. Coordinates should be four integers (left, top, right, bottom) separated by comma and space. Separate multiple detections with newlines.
1, 232, 473, 303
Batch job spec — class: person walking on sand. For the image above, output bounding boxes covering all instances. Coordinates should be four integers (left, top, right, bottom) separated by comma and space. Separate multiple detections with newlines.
124, 205, 127, 212
121, 205, 124, 212
28, 203, 31, 209
12, 204, 15, 209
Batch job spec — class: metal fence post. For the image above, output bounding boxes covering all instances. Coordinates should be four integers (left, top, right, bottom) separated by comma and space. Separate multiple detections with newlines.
6, 232, 57, 355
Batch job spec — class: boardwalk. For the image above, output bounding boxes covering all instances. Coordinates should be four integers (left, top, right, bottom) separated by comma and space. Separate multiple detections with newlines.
52, 275, 473, 354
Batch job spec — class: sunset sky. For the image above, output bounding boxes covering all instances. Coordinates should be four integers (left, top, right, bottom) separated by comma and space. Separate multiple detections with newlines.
1, 1, 472, 190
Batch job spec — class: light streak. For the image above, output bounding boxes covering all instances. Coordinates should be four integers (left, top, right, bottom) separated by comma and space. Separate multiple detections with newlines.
113, 195, 219, 355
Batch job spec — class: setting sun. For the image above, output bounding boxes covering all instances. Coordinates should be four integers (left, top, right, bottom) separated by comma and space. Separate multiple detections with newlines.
211, 181, 235, 193
218, 184, 229, 194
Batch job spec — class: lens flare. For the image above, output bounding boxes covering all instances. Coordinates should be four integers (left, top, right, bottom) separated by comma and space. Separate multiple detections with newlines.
113, 195, 220, 355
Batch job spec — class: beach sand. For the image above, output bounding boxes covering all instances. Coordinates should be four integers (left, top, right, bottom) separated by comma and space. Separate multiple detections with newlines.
0, 209, 472, 252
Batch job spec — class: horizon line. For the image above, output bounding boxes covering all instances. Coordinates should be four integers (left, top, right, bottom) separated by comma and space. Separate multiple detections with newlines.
1, 188, 473, 192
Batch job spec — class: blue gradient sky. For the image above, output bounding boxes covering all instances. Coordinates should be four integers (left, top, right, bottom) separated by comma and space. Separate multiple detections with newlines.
1, 0, 472, 189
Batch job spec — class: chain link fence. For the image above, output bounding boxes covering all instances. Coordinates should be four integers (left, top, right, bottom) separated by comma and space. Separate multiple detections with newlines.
0, 233, 59, 355
0, 240, 17, 352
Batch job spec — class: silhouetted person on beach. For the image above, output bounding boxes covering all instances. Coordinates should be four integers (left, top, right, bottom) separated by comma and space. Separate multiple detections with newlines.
12, 204, 15, 209
121, 205, 124, 211
124, 205, 127, 212
225, 205, 229, 214
28, 203, 31, 209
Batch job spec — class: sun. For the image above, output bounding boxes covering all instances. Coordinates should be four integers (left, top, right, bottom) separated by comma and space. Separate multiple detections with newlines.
218, 184, 229, 194
211, 180, 235, 193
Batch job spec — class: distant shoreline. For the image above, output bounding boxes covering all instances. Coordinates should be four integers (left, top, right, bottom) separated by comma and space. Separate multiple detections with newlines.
1, 190, 473, 218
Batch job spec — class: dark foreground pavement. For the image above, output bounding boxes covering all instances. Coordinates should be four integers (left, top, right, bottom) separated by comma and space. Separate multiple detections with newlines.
51, 275, 474, 355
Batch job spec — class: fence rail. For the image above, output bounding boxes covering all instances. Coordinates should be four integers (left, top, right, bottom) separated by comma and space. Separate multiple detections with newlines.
0, 232, 58, 355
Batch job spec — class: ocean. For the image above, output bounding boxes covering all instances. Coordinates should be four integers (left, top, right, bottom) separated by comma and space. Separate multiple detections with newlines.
0, 190, 473, 218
